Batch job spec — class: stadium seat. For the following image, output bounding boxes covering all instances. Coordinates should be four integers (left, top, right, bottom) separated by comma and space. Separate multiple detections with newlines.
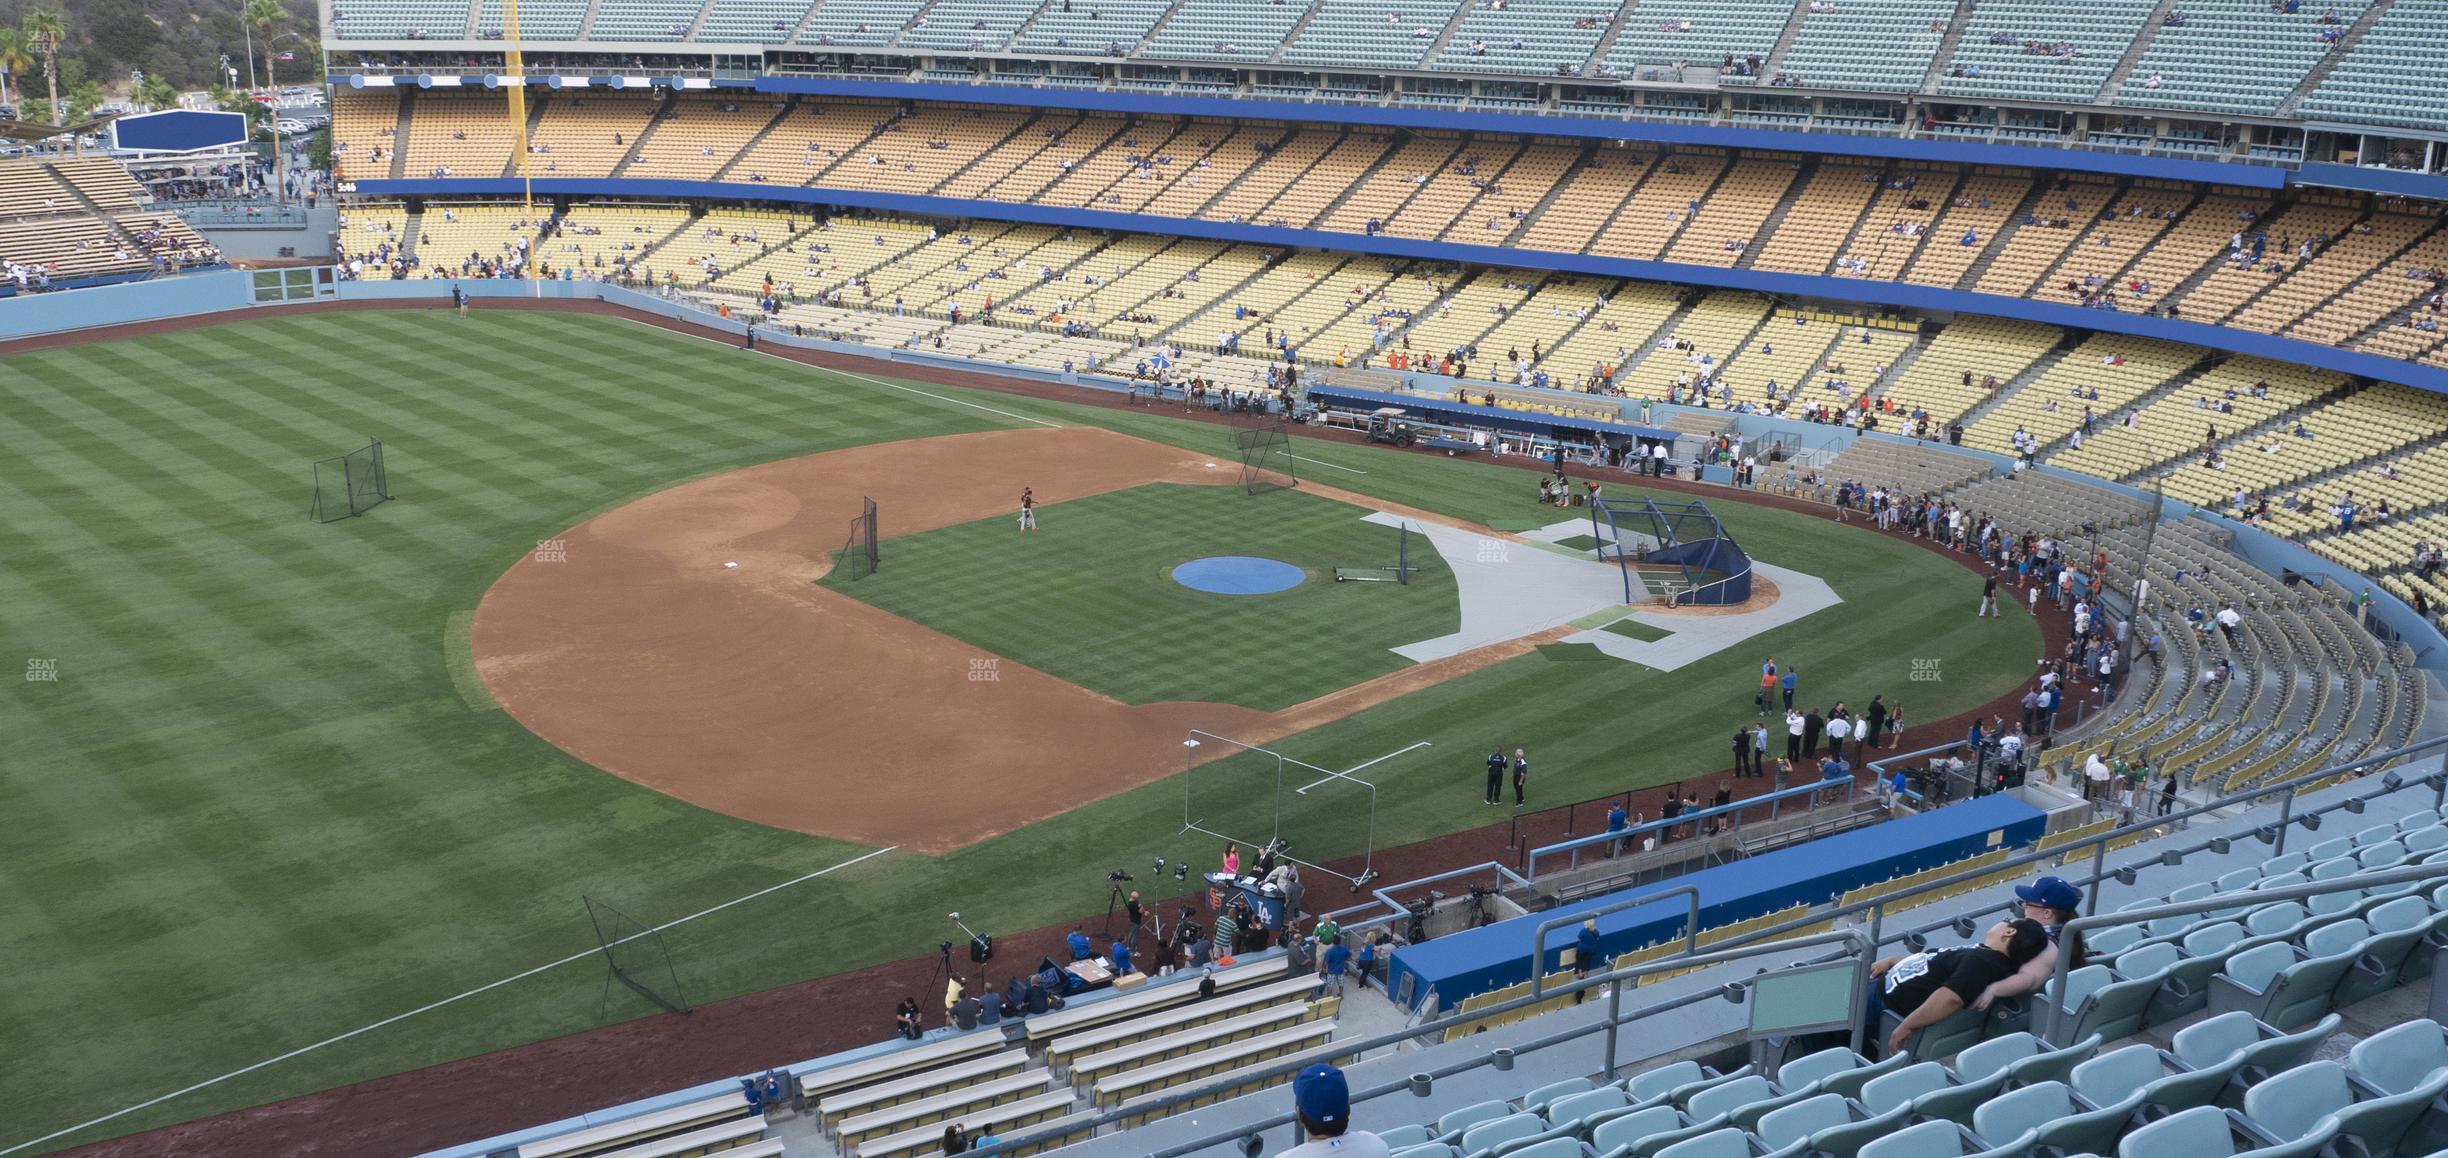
1506, 1139, 1599, 1158
1522, 1077, 1596, 1113
1812, 1052, 1909, 1101
2072, 1042, 2240, 1118
2208, 941, 2356, 1030
1381, 1124, 1439, 1149
1806, 1105, 1916, 1158
1858, 1061, 1951, 1116
2115, 1104, 2338, 1158
1623, 1061, 1737, 1108
2157, 922, 2251, 1021
2085, 925, 2149, 958
1752, 1093, 1850, 1150
1395, 1146, 1461, 1158
1440, 1100, 1515, 1140
1653, 1128, 1772, 1158
1971, 1078, 2141, 1156
2348, 1019, 2448, 1096
1543, 1087, 1631, 1132
2061, 955, 2164, 1043
1458, 1111, 1546, 1155
1857, 1117, 1987, 1158
2240, 1060, 2448, 1158
1589, 1106, 1691, 1158
2170, 1012, 2342, 1095
2330, 896, 2441, 1006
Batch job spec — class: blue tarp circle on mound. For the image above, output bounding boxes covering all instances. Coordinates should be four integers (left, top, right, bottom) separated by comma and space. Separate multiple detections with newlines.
1172, 556, 1304, 595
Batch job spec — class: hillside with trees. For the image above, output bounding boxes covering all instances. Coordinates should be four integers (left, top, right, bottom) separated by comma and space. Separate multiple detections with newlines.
0, 0, 317, 118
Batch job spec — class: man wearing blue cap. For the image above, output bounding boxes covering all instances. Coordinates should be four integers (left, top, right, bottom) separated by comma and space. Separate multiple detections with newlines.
1278, 1063, 1393, 1156
1973, 875, 2085, 1011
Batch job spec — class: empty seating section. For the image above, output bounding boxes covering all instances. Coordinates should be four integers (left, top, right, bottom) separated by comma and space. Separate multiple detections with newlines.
543, 202, 693, 276
1281, 0, 1451, 69
2114, 0, 2367, 115
1541, 281, 1685, 389
1603, 0, 1789, 73
1964, 334, 2202, 455
0, 215, 154, 280
1383, 139, 1522, 237
1666, 158, 1799, 267
2290, 227, 2448, 349
2172, 199, 2363, 322
1776, 0, 1952, 92
2268, 440, 2448, 549
402, 95, 521, 179
1430, 0, 1610, 75
944, 112, 1113, 201
478, 0, 588, 37
1315, 134, 1466, 234
1831, 163, 1959, 280
1139, 0, 1308, 62
1515, 150, 1655, 253
524, 94, 661, 177
2156, 384, 2448, 510
695, 0, 813, 40
331, 90, 402, 181
2098, 192, 2270, 311
1201, 127, 1340, 225
1596, 152, 1730, 261
2299, 0, 2448, 132
2232, 211, 2440, 336
2051, 357, 2338, 481
1937, 0, 2152, 103
1875, 315, 2059, 422
1718, 313, 1843, 406
1901, 172, 2029, 288
1749, 163, 1880, 275
627, 98, 784, 180
2024, 183, 2195, 305
335, 0, 469, 38
586, 0, 702, 40
1971, 176, 2118, 297
900, 0, 1040, 51
1016, 0, 1168, 55
797, 0, 927, 45
829, 106, 1035, 196
732, 99, 897, 184
1447, 142, 1578, 242
1618, 293, 1772, 398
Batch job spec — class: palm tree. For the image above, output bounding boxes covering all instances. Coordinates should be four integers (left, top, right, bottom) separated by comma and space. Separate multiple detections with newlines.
243, 0, 282, 92
0, 29, 29, 115
21, 9, 63, 127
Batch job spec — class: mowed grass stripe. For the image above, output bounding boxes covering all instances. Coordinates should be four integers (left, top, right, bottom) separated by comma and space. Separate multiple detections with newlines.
0, 313, 2039, 1148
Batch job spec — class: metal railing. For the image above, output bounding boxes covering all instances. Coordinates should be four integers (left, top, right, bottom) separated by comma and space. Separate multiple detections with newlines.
1524, 777, 1864, 878
2038, 858, 2448, 1044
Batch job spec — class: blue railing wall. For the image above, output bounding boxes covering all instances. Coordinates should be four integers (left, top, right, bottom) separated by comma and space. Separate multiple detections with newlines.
349, 175, 2448, 398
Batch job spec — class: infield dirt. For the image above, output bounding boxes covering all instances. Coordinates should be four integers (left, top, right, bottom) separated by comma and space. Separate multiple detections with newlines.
471, 425, 1546, 854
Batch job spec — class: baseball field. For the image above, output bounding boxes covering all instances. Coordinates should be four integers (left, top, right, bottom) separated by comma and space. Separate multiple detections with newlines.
0, 306, 2037, 1150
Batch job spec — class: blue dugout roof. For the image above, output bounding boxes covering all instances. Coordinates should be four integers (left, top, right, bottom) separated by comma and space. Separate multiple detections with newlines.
1305, 384, 1682, 443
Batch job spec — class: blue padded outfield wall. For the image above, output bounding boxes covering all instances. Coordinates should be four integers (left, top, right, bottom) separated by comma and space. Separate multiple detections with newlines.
349, 176, 2448, 400
1387, 795, 2044, 1011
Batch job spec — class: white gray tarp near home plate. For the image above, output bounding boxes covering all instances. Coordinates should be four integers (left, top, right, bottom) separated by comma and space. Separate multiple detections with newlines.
1366, 512, 1841, 670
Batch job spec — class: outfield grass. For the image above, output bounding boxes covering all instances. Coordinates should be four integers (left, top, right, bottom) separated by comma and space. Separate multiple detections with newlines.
0, 310, 2036, 1148
821, 483, 1457, 709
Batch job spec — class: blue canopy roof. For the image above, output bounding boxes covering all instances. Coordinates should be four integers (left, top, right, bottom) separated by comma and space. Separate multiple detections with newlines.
1306, 384, 1682, 442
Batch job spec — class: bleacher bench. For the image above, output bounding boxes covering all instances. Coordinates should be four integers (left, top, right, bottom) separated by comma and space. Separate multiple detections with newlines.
1064, 999, 1334, 1088
1115, 1039, 1367, 1126
1043, 977, 1319, 1068
791, 1030, 1009, 1108
517, 1093, 755, 1158
1023, 959, 1281, 1045
850, 1090, 1078, 1158
1089, 1020, 1336, 1106
814, 1048, 1033, 1130
836, 1072, 1051, 1148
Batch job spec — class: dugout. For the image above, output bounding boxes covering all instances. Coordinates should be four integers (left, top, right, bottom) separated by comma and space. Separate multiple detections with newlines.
1385, 795, 2045, 1012
1305, 384, 1680, 467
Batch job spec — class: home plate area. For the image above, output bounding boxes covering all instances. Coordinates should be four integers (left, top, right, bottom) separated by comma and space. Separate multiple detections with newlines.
1380, 513, 1841, 671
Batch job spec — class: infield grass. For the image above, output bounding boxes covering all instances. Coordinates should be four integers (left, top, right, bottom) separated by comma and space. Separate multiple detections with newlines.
821, 483, 1458, 709
0, 309, 2036, 1150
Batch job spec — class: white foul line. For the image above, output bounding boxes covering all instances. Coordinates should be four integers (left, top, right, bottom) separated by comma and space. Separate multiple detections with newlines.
1290, 453, 1367, 475
0, 845, 898, 1157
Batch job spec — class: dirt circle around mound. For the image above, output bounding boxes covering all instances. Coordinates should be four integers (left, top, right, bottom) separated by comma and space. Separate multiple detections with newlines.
468, 425, 1550, 855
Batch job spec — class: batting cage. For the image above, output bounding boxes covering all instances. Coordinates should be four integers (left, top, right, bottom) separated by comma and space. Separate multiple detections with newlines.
309, 438, 392, 522
1590, 496, 1753, 606
838, 496, 878, 579
1233, 407, 1296, 495
1180, 729, 1430, 887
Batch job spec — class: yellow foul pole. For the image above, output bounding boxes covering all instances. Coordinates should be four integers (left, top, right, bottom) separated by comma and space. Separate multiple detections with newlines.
502, 0, 536, 290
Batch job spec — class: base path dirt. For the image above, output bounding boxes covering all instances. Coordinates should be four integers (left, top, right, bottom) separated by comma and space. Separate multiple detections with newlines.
471, 425, 1550, 855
